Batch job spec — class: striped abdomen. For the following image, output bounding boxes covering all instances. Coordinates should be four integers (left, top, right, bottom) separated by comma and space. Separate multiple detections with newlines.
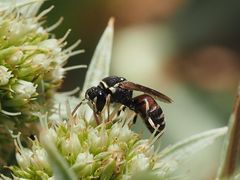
133, 94, 165, 135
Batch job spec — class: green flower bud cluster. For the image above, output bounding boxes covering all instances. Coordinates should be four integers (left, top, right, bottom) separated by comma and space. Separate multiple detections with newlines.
0, 5, 78, 120
11, 113, 158, 179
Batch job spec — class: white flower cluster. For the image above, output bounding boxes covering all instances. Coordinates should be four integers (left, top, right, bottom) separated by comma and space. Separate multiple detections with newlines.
12, 113, 157, 179
0, 4, 81, 118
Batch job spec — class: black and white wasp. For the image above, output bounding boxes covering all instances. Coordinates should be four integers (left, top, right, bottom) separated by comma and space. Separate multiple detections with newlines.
74, 76, 172, 135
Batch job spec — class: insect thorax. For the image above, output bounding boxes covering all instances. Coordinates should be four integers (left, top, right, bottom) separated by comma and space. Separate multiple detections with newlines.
100, 76, 126, 89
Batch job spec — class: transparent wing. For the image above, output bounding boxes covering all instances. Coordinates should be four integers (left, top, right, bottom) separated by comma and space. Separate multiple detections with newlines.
119, 81, 173, 103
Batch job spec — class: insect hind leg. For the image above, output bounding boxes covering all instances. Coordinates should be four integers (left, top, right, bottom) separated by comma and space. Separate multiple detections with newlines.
132, 113, 137, 124
146, 115, 165, 136
128, 112, 138, 128
116, 105, 126, 117
112, 105, 137, 127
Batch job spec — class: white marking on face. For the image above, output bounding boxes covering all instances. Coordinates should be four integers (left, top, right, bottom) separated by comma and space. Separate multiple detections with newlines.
93, 97, 97, 103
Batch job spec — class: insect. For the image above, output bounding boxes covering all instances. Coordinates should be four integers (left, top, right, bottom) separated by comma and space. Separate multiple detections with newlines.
75, 76, 172, 135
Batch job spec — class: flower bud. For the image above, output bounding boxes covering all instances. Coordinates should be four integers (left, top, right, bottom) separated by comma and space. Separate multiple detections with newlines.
16, 148, 33, 170
61, 133, 81, 157
30, 53, 50, 69
47, 67, 65, 82
8, 50, 24, 65
129, 153, 150, 173
72, 152, 94, 176
110, 123, 133, 142
0, 66, 12, 86
39, 39, 61, 54
12, 80, 37, 99
31, 148, 51, 173
88, 128, 108, 153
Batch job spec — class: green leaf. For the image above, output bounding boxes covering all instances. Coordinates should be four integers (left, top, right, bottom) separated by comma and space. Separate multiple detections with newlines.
41, 130, 78, 180
154, 127, 227, 176
216, 87, 240, 180
82, 18, 114, 93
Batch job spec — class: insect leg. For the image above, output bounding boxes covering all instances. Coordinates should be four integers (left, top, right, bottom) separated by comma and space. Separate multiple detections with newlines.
132, 113, 138, 124
117, 105, 126, 117
106, 94, 111, 122
145, 116, 165, 136
128, 112, 138, 128
91, 101, 102, 125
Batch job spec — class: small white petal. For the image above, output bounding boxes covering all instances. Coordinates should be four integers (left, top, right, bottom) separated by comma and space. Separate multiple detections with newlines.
61, 133, 81, 156
31, 149, 50, 170
39, 39, 61, 53
88, 129, 100, 144
129, 153, 150, 172
110, 123, 134, 142
8, 50, 24, 64
0, 66, 12, 86
13, 80, 37, 99
31, 54, 50, 69
16, 149, 33, 169
50, 67, 65, 81
0, 0, 43, 16
75, 152, 94, 166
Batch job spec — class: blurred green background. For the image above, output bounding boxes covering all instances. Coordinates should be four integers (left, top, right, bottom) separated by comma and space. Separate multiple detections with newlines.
42, 0, 240, 179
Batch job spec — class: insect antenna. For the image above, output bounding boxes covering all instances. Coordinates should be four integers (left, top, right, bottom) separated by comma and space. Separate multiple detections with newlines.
71, 99, 87, 116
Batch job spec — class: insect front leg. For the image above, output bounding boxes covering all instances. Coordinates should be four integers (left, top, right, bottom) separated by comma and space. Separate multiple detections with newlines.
105, 94, 111, 122
88, 101, 102, 125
